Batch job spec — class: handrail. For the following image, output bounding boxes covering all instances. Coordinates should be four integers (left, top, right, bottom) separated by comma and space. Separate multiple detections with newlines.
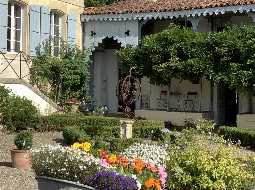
0, 51, 32, 79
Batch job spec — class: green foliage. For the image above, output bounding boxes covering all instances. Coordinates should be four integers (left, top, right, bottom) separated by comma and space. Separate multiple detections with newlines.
30, 41, 90, 105
62, 126, 91, 145
218, 126, 255, 148
132, 119, 165, 141
85, 0, 119, 7
38, 113, 120, 131
119, 25, 255, 91
0, 86, 10, 115
93, 137, 142, 155
166, 144, 254, 190
118, 26, 206, 85
3, 95, 39, 131
14, 131, 32, 150
62, 124, 120, 145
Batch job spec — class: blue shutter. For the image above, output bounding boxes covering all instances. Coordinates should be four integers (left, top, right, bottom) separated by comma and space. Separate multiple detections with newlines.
40, 6, 50, 43
29, 5, 41, 56
67, 11, 77, 45
0, 0, 8, 52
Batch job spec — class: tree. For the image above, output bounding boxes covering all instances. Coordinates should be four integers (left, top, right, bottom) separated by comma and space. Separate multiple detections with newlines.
118, 25, 255, 91
30, 41, 90, 105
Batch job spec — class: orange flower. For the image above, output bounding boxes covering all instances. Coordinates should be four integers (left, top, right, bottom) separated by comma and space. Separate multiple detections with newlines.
107, 154, 118, 164
118, 156, 129, 168
144, 178, 161, 190
134, 159, 145, 174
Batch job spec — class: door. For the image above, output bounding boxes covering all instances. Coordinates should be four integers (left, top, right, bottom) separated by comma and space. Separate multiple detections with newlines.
93, 50, 119, 113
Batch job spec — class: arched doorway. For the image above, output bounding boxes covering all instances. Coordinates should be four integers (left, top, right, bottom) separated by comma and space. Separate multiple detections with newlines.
91, 37, 121, 113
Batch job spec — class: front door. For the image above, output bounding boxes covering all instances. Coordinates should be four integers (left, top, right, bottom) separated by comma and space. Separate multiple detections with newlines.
93, 49, 119, 113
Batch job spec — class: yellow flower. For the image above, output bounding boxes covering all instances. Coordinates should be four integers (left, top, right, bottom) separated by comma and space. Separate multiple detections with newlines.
80, 142, 91, 152
71, 142, 81, 149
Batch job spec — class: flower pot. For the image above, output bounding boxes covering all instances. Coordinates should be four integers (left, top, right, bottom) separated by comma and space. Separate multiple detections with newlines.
11, 149, 31, 170
37, 176, 95, 190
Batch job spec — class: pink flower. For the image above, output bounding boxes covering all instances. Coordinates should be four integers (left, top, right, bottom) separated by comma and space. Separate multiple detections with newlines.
100, 158, 110, 168
158, 166, 167, 188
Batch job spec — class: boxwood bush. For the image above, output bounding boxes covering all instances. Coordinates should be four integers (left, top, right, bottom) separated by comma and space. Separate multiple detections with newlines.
132, 119, 165, 141
218, 126, 255, 148
63, 123, 120, 145
3, 95, 39, 131
38, 114, 121, 131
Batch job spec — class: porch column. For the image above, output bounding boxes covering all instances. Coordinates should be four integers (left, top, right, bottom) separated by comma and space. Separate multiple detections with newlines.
248, 13, 255, 23
187, 17, 200, 32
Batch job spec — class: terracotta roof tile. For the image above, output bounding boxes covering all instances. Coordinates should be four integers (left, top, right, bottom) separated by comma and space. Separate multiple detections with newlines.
84, 0, 255, 15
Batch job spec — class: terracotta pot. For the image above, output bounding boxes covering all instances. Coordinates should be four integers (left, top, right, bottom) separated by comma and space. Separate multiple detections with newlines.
11, 149, 31, 170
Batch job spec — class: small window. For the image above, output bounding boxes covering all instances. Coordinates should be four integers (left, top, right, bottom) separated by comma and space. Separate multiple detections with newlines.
50, 12, 61, 56
7, 3, 23, 52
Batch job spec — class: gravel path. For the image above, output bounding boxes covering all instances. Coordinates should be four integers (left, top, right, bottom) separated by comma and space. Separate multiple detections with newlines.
0, 130, 63, 190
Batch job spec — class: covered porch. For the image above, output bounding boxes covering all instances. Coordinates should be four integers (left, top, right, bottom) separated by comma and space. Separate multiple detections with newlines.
82, 3, 255, 127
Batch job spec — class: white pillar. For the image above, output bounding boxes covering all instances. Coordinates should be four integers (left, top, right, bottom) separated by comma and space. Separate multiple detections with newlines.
187, 17, 200, 32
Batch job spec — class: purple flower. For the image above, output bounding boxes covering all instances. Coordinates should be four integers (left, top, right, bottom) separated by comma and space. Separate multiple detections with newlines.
88, 171, 138, 190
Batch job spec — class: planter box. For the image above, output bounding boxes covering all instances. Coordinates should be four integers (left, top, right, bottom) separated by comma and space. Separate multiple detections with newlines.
37, 176, 95, 190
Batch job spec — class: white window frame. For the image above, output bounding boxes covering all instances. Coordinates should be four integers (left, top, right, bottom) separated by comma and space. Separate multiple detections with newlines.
7, 2, 23, 53
50, 11, 62, 56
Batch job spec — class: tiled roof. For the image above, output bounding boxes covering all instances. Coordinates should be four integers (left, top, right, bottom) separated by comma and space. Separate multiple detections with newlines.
84, 0, 255, 15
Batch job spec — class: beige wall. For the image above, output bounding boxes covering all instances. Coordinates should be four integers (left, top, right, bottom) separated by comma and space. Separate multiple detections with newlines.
0, 0, 84, 81
237, 114, 255, 129
135, 109, 203, 126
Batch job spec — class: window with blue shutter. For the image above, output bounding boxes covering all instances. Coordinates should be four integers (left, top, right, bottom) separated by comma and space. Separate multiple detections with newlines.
29, 5, 41, 56
67, 11, 77, 45
40, 6, 50, 43
0, 0, 8, 52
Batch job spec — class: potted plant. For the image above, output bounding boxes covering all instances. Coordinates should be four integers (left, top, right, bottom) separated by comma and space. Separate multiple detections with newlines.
11, 131, 32, 170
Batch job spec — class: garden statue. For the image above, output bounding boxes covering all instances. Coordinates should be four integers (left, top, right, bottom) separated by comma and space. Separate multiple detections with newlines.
117, 67, 141, 118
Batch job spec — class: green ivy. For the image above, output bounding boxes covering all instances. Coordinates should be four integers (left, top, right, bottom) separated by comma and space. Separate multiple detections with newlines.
118, 25, 255, 91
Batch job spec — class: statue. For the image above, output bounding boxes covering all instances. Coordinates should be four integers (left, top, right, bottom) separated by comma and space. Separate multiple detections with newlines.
117, 67, 141, 118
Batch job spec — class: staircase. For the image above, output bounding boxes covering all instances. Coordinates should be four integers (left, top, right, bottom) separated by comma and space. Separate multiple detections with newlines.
0, 51, 58, 115
0, 78, 58, 115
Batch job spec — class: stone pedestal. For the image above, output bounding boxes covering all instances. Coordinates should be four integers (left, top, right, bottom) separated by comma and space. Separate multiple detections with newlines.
120, 120, 134, 139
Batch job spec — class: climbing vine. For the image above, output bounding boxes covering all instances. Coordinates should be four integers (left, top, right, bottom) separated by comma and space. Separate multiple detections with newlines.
118, 25, 255, 91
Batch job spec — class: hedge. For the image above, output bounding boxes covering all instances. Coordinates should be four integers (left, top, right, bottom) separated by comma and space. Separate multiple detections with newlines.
37, 114, 121, 131
218, 126, 255, 148
133, 119, 165, 141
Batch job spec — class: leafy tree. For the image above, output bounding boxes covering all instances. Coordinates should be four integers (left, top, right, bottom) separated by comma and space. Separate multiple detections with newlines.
30, 41, 90, 105
118, 25, 255, 91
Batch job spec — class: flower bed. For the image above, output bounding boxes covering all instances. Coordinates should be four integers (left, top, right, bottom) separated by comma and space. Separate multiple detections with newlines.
32, 142, 167, 190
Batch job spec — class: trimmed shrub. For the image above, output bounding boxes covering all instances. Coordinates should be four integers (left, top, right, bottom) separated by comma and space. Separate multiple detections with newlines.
63, 124, 120, 145
218, 126, 255, 148
133, 119, 165, 141
3, 95, 39, 131
14, 131, 32, 150
93, 137, 142, 154
62, 126, 91, 145
38, 114, 120, 131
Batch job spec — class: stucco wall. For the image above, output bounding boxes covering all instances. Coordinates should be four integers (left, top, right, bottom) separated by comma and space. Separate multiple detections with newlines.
237, 114, 255, 129
140, 77, 212, 112
0, 0, 84, 80
135, 109, 203, 126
